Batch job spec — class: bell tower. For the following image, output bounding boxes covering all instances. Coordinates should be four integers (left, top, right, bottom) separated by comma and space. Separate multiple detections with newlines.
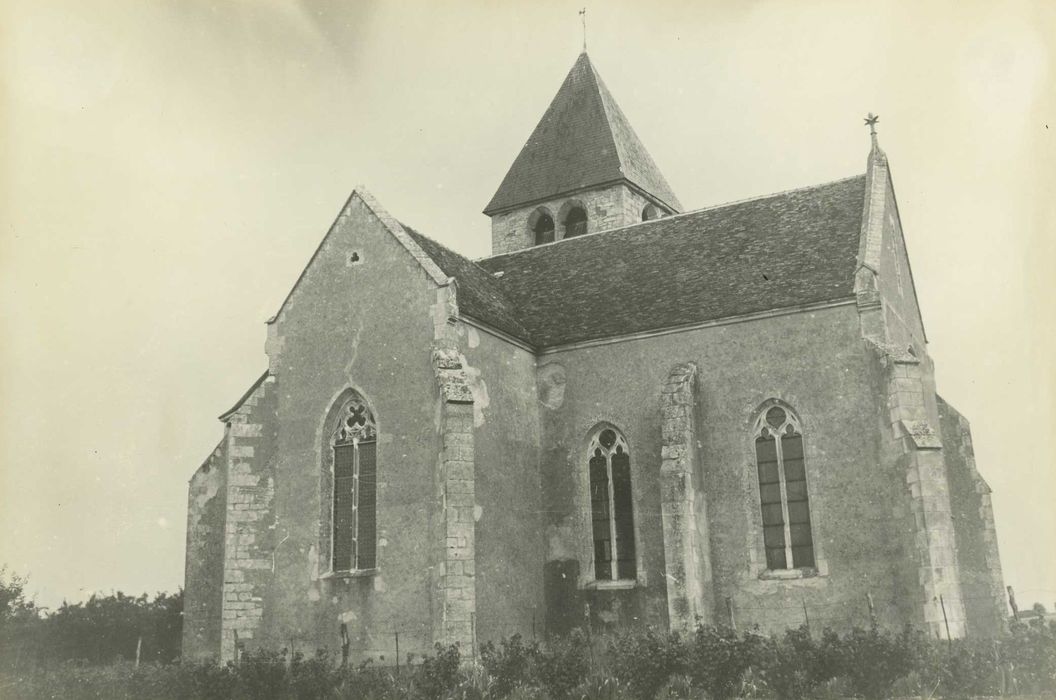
483, 53, 682, 255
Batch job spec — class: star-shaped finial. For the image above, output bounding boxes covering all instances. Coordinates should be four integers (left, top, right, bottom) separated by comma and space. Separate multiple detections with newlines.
864, 113, 879, 135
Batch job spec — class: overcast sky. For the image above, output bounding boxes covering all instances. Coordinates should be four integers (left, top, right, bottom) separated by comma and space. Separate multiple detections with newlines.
2, 0, 1053, 612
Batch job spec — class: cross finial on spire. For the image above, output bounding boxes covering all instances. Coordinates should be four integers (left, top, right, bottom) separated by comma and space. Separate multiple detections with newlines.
864, 112, 880, 150
579, 8, 587, 52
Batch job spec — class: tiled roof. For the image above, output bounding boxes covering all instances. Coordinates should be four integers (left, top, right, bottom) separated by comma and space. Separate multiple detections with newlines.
484, 53, 682, 215
400, 225, 530, 341
413, 175, 867, 349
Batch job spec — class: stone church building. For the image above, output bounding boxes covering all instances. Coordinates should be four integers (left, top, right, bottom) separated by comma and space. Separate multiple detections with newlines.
183, 53, 1006, 663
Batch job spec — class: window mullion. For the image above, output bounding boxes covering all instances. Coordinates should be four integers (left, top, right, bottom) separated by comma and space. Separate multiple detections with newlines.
352, 438, 360, 570
605, 452, 619, 581
775, 434, 794, 568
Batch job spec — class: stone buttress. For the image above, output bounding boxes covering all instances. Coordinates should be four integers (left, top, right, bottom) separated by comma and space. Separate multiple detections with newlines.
431, 345, 478, 649
856, 143, 966, 638
218, 374, 278, 662
659, 362, 712, 630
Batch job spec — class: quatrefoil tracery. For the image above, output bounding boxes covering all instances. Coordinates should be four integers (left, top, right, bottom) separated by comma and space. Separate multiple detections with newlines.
332, 397, 376, 445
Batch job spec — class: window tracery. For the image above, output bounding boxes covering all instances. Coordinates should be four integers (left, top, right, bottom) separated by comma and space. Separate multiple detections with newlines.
329, 395, 377, 572
753, 404, 815, 571
588, 427, 636, 581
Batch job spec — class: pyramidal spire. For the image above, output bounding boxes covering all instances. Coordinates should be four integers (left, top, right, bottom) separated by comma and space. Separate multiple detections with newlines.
484, 53, 682, 216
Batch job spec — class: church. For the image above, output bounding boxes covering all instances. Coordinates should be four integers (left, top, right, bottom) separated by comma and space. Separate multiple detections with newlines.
182, 52, 1007, 664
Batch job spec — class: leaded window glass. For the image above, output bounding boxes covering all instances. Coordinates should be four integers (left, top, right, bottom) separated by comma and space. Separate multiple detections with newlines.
588, 427, 636, 581
331, 395, 377, 572
754, 404, 815, 570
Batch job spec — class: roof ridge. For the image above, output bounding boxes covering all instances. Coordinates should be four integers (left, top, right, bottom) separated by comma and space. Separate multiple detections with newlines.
478, 173, 865, 263
589, 61, 682, 212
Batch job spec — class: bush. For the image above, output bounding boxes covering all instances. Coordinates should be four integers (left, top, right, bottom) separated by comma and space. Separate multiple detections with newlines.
607, 627, 685, 700
753, 625, 834, 700
8, 620, 1056, 700
334, 659, 405, 700
177, 658, 238, 700
536, 630, 590, 700
906, 631, 1000, 700
289, 650, 341, 700
479, 634, 540, 698
415, 643, 463, 700
821, 625, 913, 700
232, 647, 289, 700
684, 624, 756, 700
1005, 619, 1056, 695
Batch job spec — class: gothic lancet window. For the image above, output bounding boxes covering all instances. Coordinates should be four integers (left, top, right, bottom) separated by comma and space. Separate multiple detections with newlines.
754, 404, 815, 570
588, 427, 636, 581
330, 395, 377, 572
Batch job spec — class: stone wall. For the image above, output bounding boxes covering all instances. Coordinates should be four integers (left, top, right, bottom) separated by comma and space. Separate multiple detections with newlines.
856, 146, 970, 638
255, 192, 456, 664
488, 184, 669, 255
219, 375, 278, 662
873, 346, 966, 639
938, 396, 1007, 636
431, 346, 477, 648
659, 362, 711, 630
182, 440, 227, 660
538, 303, 916, 635
458, 322, 545, 646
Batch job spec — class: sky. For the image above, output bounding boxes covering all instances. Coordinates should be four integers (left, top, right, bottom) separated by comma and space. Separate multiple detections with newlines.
1, 0, 1054, 612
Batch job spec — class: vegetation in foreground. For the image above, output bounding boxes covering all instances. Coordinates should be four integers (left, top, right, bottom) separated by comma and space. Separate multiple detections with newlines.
2, 569, 1055, 699
1, 620, 1054, 700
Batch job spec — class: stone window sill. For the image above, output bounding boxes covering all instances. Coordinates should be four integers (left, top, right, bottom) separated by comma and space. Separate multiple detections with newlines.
582, 579, 638, 591
321, 568, 378, 580
758, 568, 821, 581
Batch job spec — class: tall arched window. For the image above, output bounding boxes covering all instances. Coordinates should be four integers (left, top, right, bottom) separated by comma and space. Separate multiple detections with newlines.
754, 404, 815, 570
588, 427, 636, 580
330, 394, 377, 572
563, 206, 588, 238
641, 204, 659, 221
530, 209, 555, 245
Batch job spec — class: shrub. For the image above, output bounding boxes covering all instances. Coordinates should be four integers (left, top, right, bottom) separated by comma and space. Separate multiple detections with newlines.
753, 626, 833, 700
1005, 619, 1056, 695
289, 649, 341, 700
607, 627, 686, 700
177, 658, 238, 700
415, 643, 463, 700
536, 630, 590, 700
905, 630, 1000, 700
479, 634, 540, 698
684, 624, 756, 700
233, 647, 289, 700
333, 659, 405, 700
570, 674, 625, 699
822, 625, 913, 700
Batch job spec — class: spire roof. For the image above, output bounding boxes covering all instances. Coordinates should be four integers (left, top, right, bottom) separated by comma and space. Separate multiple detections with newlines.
484, 53, 682, 215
